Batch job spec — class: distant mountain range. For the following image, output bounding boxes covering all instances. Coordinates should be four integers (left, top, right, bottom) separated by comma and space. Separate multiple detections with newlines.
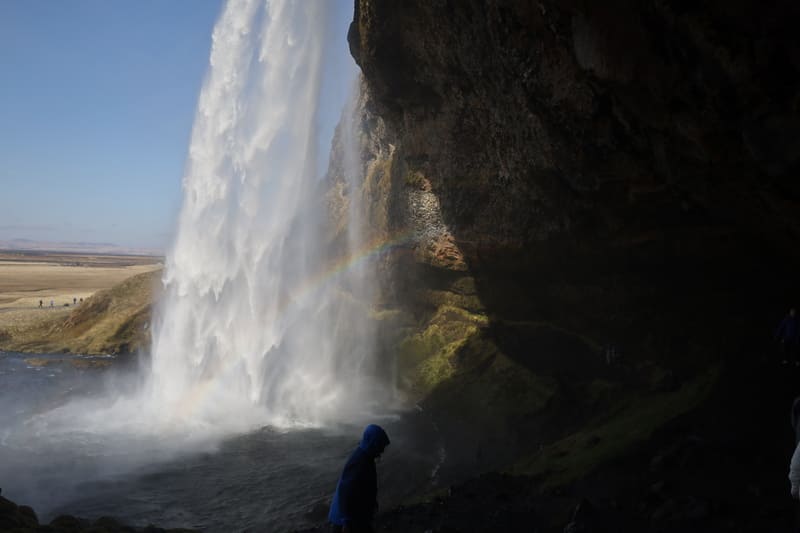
0, 238, 163, 257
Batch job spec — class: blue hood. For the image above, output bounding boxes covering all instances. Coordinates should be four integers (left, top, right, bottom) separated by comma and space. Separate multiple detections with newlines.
328, 424, 390, 526
358, 424, 390, 457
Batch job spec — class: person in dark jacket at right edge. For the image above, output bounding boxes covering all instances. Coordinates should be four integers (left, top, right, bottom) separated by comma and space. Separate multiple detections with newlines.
329, 424, 390, 533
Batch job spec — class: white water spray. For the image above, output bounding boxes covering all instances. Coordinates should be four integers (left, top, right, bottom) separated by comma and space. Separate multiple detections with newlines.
0, 2, 397, 516
144, 0, 381, 431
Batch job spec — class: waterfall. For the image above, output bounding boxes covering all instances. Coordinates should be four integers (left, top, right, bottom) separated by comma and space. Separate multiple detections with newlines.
146, 0, 379, 430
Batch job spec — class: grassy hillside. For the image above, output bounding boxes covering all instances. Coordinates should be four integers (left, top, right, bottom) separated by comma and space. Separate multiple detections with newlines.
0, 269, 162, 356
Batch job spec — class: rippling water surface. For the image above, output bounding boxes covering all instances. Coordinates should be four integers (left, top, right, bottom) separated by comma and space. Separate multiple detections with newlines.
0, 352, 441, 532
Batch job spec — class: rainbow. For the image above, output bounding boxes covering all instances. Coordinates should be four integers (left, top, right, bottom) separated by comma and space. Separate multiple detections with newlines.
166, 228, 417, 420
287, 228, 416, 307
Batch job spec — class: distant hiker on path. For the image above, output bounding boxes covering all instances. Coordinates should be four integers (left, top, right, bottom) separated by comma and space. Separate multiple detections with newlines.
776, 308, 800, 365
49, 300, 54, 308
329, 424, 390, 533
73, 297, 77, 305
38, 300, 42, 308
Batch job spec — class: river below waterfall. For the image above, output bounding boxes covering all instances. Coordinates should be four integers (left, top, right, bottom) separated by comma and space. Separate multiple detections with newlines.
0, 351, 443, 532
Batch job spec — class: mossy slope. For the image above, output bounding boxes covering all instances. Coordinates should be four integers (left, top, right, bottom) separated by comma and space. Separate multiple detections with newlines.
0, 269, 161, 355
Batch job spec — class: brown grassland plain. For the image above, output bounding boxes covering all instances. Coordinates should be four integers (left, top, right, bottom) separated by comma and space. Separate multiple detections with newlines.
0, 251, 162, 355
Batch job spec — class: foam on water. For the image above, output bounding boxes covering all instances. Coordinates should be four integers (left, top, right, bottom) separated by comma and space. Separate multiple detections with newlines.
0, 2, 404, 518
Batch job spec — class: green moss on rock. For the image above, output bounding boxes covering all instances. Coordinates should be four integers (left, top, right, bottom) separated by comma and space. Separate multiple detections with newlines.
2, 270, 161, 356
513, 365, 720, 487
394, 301, 491, 394
414, 289, 485, 313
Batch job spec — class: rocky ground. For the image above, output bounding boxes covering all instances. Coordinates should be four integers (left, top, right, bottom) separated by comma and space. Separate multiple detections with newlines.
306, 1, 800, 531
293, 359, 798, 533
0, 492, 195, 533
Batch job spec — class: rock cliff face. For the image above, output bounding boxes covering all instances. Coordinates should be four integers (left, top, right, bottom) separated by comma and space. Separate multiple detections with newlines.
336, 0, 800, 530
349, 0, 800, 253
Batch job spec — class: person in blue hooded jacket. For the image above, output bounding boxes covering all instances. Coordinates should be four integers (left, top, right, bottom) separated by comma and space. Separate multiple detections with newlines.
328, 424, 390, 533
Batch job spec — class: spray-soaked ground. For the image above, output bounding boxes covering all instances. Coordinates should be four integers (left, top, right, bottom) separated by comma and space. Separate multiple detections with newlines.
0, 352, 444, 532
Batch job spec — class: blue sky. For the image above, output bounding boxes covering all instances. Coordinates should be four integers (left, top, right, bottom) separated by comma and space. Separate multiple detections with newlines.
0, 1, 356, 251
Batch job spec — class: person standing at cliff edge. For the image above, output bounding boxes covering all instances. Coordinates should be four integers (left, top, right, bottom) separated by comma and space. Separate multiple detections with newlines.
328, 424, 390, 533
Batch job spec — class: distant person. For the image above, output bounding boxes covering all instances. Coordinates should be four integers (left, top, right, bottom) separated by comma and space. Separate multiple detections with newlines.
79, 298, 83, 304
73, 297, 76, 305
38, 299, 42, 308
49, 299, 54, 308
776, 308, 800, 365
328, 424, 390, 533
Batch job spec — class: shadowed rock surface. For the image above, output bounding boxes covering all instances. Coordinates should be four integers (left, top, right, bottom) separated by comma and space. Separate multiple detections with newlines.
308, 0, 800, 531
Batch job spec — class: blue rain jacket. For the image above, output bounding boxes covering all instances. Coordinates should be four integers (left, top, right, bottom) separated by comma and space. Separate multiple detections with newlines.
328, 424, 390, 527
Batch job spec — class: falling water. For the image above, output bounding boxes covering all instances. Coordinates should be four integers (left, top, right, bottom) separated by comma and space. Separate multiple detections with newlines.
146, 0, 382, 430
0, 2, 419, 522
